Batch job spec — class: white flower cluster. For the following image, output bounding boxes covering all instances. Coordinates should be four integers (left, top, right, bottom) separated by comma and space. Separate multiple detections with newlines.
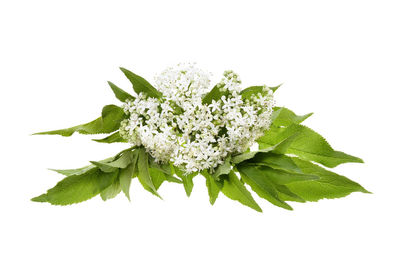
120, 63, 275, 173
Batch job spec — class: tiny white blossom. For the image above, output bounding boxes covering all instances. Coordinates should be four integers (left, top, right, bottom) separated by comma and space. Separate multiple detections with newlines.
120, 63, 275, 173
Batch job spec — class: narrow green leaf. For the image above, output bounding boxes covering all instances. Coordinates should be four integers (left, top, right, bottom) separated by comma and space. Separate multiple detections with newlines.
248, 165, 319, 185
119, 149, 138, 200
257, 124, 363, 168
272, 107, 313, 127
106, 150, 134, 168
249, 153, 302, 173
120, 67, 162, 98
89, 161, 117, 173
107, 81, 135, 102
274, 184, 305, 203
285, 158, 370, 201
237, 165, 293, 210
93, 132, 127, 143
31, 168, 118, 205
90, 150, 134, 172
149, 168, 166, 190
212, 156, 232, 180
34, 105, 125, 136
137, 148, 161, 198
202, 170, 221, 205
49, 165, 95, 177
175, 167, 196, 197
100, 175, 122, 201
220, 171, 262, 212
232, 133, 299, 164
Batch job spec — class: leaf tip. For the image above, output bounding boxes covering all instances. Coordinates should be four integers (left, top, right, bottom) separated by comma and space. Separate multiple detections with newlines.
31, 194, 48, 203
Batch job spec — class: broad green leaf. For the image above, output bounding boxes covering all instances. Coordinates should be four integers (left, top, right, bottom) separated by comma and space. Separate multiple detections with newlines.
271, 107, 313, 127
31, 168, 119, 205
220, 171, 262, 212
175, 167, 196, 197
100, 177, 122, 201
120, 67, 162, 98
249, 153, 302, 173
232, 133, 299, 164
137, 148, 161, 198
285, 158, 370, 201
212, 156, 232, 180
34, 105, 125, 136
93, 132, 127, 143
257, 124, 363, 168
202, 170, 221, 205
202, 85, 227, 104
237, 165, 293, 210
107, 81, 135, 102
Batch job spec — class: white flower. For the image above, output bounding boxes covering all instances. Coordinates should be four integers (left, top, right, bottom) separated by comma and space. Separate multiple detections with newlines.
120, 63, 275, 173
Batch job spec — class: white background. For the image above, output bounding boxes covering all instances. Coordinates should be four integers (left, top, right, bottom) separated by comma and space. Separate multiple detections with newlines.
1, 0, 399, 270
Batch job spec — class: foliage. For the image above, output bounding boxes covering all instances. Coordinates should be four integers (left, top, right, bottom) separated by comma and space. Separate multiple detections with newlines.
32, 67, 368, 211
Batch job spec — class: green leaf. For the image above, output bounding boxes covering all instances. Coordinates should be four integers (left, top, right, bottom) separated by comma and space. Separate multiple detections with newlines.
93, 132, 127, 143
148, 168, 166, 190
257, 124, 363, 168
34, 105, 125, 136
119, 149, 138, 201
49, 156, 115, 176
202, 170, 221, 205
248, 153, 302, 173
120, 67, 162, 98
285, 158, 370, 201
269, 83, 283, 93
220, 171, 262, 212
137, 148, 161, 198
241, 84, 281, 100
90, 149, 134, 172
202, 85, 227, 104
119, 162, 135, 201
175, 167, 196, 197
240, 86, 265, 100
107, 81, 135, 102
32, 168, 119, 205
232, 133, 299, 164
49, 165, 95, 177
274, 184, 305, 203
212, 156, 232, 180
271, 107, 313, 127
237, 165, 293, 210
106, 150, 134, 168
89, 161, 117, 172
249, 165, 319, 185
100, 176, 122, 201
